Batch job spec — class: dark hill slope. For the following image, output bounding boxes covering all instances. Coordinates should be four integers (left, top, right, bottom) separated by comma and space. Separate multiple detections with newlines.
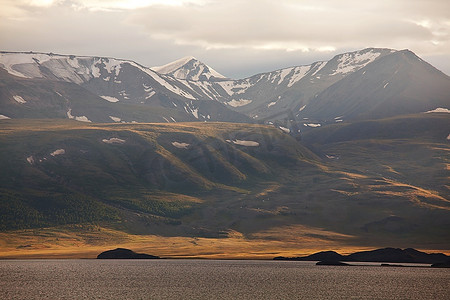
302, 113, 450, 144
1, 119, 449, 248
0, 120, 317, 233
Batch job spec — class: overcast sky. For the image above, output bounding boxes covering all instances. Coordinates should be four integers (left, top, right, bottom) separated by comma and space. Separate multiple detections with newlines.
1, 0, 449, 78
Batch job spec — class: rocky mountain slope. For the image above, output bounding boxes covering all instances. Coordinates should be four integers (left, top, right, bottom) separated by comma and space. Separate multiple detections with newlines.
299, 50, 450, 123
208, 48, 397, 120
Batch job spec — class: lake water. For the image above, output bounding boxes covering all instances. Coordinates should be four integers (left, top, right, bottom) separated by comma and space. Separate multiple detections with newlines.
1, 259, 449, 299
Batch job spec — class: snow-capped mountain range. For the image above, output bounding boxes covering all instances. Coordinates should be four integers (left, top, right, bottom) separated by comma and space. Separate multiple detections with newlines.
0, 48, 449, 126
0, 52, 247, 123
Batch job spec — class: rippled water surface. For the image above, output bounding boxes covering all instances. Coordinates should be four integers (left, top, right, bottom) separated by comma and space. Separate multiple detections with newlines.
1, 259, 449, 299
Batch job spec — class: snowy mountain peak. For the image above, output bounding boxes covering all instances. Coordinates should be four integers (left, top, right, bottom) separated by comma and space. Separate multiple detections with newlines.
329, 48, 396, 76
152, 56, 196, 74
151, 56, 227, 81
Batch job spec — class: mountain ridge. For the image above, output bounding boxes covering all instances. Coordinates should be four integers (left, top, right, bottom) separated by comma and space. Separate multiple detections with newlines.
0, 48, 448, 125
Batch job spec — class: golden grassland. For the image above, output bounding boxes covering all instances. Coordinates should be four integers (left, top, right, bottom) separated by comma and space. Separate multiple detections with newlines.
1, 225, 449, 259
0, 119, 275, 135
0, 225, 365, 260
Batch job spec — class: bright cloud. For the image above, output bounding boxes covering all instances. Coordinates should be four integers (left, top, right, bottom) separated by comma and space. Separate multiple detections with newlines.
126, 0, 450, 52
70, 0, 206, 11
29, 0, 59, 6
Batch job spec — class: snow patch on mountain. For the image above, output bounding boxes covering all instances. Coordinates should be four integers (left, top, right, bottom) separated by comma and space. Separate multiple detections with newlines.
101, 95, 120, 103
277, 67, 294, 84
141, 68, 197, 99
229, 140, 260, 147
334, 116, 344, 122
287, 65, 312, 87
118, 90, 130, 99
26, 156, 35, 165
0, 114, 11, 120
226, 99, 252, 107
67, 57, 80, 69
279, 126, 290, 133
303, 123, 321, 127
143, 84, 152, 92
146, 91, 156, 99
192, 108, 199, 119
310, 61, 327, 76
218, 79, 252, 95
103, 58, 122, 76
331, 49, 382, 75
13, 95, 26, 104
425, 108, 450, 113
66, 109, 91, 122
184, 103, 199, 119
109, 116, 121, 122
267, 101, 277, 108
182, 80, 218, 99
172, 142, 190, 149
50, 149, 65, 156
102, 138, 126, 144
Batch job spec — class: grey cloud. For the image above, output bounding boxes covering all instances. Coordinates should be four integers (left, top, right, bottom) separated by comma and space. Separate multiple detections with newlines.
127, 0, 448, 50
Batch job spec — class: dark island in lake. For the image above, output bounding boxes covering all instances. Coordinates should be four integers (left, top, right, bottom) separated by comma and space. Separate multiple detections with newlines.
274, 248, 449, 265
316, 260, 350, 266
97, 248, 161, 259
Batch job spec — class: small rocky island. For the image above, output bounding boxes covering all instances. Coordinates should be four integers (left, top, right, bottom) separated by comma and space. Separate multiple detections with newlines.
274, 248, 450, 266
97, 248, 161, 259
